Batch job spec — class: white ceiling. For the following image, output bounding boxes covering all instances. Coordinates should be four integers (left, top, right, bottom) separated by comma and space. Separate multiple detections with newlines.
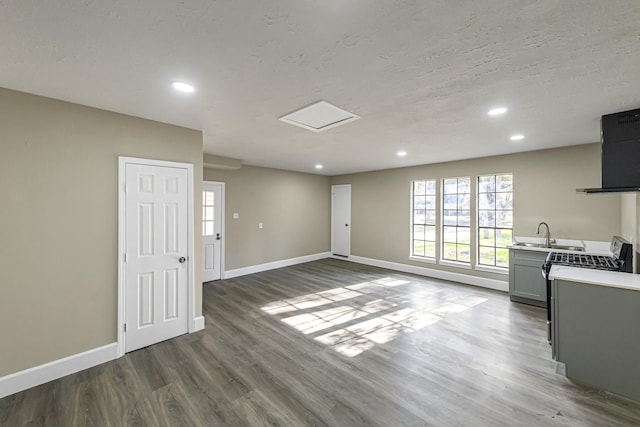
1, 1, 639, 175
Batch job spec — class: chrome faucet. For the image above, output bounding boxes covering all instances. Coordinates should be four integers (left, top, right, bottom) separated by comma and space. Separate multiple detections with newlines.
537, 222, 551, 248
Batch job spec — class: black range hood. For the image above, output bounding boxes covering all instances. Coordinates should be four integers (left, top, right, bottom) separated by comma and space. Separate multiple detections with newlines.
580, 108, 640, 194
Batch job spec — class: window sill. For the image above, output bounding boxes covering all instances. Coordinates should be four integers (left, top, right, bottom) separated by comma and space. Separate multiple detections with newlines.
475, 264, 509, 275
439, 259, 472, 270
409, 255, 436, 264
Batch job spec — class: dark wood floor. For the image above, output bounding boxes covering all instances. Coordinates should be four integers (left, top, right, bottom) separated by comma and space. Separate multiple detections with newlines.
2, 258, 640, 426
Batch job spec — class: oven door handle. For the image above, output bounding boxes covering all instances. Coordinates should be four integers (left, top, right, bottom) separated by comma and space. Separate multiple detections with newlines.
541, 263, 549, 279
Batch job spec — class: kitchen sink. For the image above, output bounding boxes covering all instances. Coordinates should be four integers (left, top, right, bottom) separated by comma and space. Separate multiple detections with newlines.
512, 242, 546, 248
550, 245, 585, 252
511, 242, 585, 252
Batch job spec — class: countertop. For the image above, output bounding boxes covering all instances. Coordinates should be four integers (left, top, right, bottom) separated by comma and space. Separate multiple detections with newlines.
510, 236, 639, 291
549, 265, 640, 292
507, 236, 612, 256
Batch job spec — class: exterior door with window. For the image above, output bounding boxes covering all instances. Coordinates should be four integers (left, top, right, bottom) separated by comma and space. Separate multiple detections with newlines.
202, 182, 223, 282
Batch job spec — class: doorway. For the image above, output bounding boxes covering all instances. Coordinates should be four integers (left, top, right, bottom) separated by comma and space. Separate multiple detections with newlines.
331, 184, 351, 257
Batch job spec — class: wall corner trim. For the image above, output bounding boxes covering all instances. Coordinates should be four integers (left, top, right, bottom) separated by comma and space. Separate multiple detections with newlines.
193, 316, 206, 332
348, 255, 509, 292
224, 252, 332, 279
0, 343, 118, 399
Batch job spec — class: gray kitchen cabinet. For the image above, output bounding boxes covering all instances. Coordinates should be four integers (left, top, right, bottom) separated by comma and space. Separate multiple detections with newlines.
509, 248, 549, 307
552, 279, 640, 401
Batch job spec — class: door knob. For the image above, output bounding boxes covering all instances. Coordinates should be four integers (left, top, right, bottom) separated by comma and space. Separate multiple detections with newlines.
179, 257, 186, 263
345, 224, 349, 227
216, 233, 221, 240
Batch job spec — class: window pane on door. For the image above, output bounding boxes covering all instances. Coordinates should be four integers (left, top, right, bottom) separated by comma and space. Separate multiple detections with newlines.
202, 191, 216, 236
204, 221, 214, 236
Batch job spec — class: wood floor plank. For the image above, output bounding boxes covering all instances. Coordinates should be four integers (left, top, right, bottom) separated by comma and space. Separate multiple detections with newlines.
134, 383, 204, 427
2, 258, 640, 426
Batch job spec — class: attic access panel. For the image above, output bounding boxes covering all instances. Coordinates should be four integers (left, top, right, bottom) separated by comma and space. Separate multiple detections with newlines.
279, 101, 360, 132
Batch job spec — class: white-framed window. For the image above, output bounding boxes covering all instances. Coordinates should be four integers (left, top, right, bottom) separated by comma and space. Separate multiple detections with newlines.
411, 180, 437, 258
202, 190, 215, 236
442, 177, 471, 263
477, 174, 513, 268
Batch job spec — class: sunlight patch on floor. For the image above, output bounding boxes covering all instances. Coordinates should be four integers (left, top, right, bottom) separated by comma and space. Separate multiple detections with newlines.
361, 298, 399, 313
261, 276, 488, 358
332, 336, 376, 358
281, 305, 369, 334
261, 286, 365, 314
432, 302, 470, 316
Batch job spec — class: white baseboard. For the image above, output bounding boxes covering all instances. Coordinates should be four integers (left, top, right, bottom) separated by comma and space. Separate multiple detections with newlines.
224, 252, 331, 279
193, 315, 205, 332
0, 343, 118, 399
349, 255, 509, 292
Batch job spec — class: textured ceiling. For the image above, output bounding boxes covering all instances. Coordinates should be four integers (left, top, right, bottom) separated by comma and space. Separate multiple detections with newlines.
1, 1, 639, 175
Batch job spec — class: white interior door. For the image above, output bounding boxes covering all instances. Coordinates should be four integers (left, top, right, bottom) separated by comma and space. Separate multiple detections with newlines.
124, 162, 189, 352
332, 184, 351, 257
202, 181, 223, 282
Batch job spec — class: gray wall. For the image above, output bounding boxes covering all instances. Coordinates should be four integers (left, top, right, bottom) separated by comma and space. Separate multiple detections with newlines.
331, 143, 621, 281
0, 88, 203, 377
203, 165, 331, 270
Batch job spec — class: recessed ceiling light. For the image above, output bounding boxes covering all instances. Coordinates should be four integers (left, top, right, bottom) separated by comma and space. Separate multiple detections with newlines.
171, 81, 195, 93
510, 134, 525, 141
397, 151, 407, 157
488, 107, 508, 116
315, 164, 323, 169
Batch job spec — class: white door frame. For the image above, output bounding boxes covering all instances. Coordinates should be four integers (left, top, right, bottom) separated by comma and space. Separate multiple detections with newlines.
203, 180, 225, 281
117, 156, 195, 357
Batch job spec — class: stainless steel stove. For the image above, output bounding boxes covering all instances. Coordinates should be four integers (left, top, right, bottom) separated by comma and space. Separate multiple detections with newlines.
545, 252, 623, 271
542, 236, 633, 345
544, 235, 633, 274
